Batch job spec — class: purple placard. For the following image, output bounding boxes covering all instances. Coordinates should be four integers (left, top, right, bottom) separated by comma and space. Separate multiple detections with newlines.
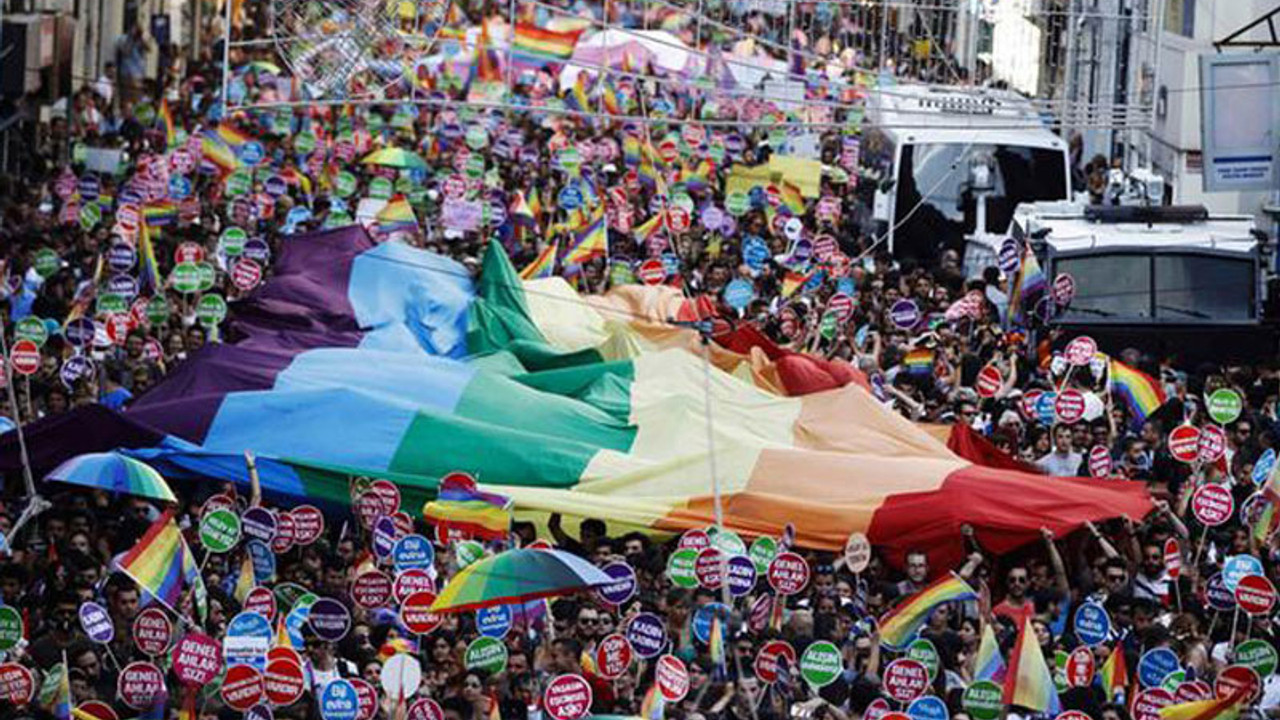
726, 555, 757, 597
241, 507, 277, 544
596, 562, 637, 606
308, 598, 351, 641
625, 612, 667, 659
889, 299, 921, 330
79, 601, 114, 643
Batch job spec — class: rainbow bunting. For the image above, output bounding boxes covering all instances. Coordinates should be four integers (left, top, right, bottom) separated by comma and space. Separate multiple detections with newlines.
562, 208, 607, 266
1159, 691, 1246, 720
117, 509, 207, 620
511, 23, 583, 69
878, 572, 977, 650
1099, 644, 1127, 701
519, 243, 558, 280
975, 623, 1006, 682
422, 474, 512, 540
1109, 359, 1166, 426
1002, 616, 1060, 714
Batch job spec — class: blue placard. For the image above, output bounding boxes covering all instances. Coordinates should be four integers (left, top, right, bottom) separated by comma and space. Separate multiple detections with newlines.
224, 611, 272, 669
64, 318, 95, 347
1223, 554, 1264, 591
836, 277, 856, 297
319, 679, 359, 720
371, 516, 397, 560
692, 602, 730, 645
889, 299, 921, 329
169, 176, 192, 200
1036, 392, 1058, 426
476, 605, 513, 639
1206, 573, 1236, 610
743, 236, 770, 272
78, 175, 101, 201
723, 279, 756, 311
247, 539, 276, 582
625, 612, 667, 659
1073, 602, 1111, 646
908, 696, 949, 720
998, 237, 1021, 275
557, 184, 583, 211
1137, 647, 1180, 688
392, 534, 434, 572
239, 141, 266, 166
597, 562, 637, 605
1253, 449, 1276, 485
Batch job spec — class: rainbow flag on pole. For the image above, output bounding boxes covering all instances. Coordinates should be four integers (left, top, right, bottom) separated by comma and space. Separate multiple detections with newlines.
1109, 359, 1166, 426
117, 509, 207, 620
1003, 616, 1060, 714
200, 133, 241, 173
1099, 644, 1128, 701
422, 473, 512, 540
511, 23, 583, 70
1008, 245, 1046, 326
974, 623, 1006, 682
376, 196, 419, 236
519, 243, 558, 280
562, 208, 607, 266
138, 220, 162, 295
158, 100, 177, 149
878, 572, 977, 650
1159, 691, 1247, 720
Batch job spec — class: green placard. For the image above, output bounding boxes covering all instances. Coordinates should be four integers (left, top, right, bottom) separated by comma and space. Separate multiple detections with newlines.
294, 131, 317, 156
0, 606, 23, 650
369, 177, 393, 200
199, 509, 242, 553
273, 583, 309, 610
79, 203, 102, 230
15, 317, 48, 347
749, 537, 778, 574
220, 227, 248, 256
800, 640, 842, 688
96, 292, 127, 316
146, 295, 171, 325
666, 548, 699, 588
726, 191, 750, 216
906, 638, 940, 681
196, 294, 228, 328
225, 170, 252, 197
1160, 670, 1185, 694
1236, 639, 1278, 676
1207, 388, 1243, 425
456, 540, 484, 568
962, 680, 1003, 720
196, 263, 216, 292
710, 529, 746, 557
465, 155, 485, 179
820, 311, 838, 340
465, 636, 508, 674
1053, 650, 1069, 693
134, 102, 156, 125
609, 263, 635, 286
465, 126, 488, 150
34, 248, 60, 278
558, 147, 581, 171
172, 263, 201, 294
334, 172, 358, 198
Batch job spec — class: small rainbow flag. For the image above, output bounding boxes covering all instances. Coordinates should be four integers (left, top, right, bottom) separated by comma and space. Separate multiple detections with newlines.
511, 23, 583, 69
216, 122, 251, 148
1003, 616, 1060, 714
200, 133, 241, 173
562, 208, 607, 266
878, 572, 977, 650
1008, 245, 1046, 326
1109, 359, 1166, 426
1159, 691, 1246, 720
232, 553, 255, 602
564, 72, 591, 114
781, 270, 812, 299
778, 182, 806, 215
376, 195, 419, 236
52, 656, 70, 720
903, 348, 935, 376
633, 212, 664, 244
974, 623, 1006, 682
1099, 644, 1127, 701
158, 99, 177, 149
117, 509, 207, 620
422, 473, 512, 540
519, 243, 557, 280
142, 201, 178, 227
138, 221, 161, 295
640, 685, 664, 720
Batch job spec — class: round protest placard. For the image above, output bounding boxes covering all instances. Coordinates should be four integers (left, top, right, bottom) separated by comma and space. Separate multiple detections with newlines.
1224, 555, 1265, 592
906, 638, 940, 681
222, 665, 265, 711
544, 674, 592, 720
638, 259, 666, 285
391, 535, 434, 572
1235, 574, 1277, 615
883, 658, 929, 702
962, 680, 1003, 720
666, 548, 699, 588
309, 598, 351, 641
1053, 273, 1076, 306
118, 661, 167, 710
656, 655, 689, 702
801, 640, 843, 688
1215, 665, 1261, 703
625, 612, 667, 659
1175, 682, 1212, 703
976, 365, 1003, 398
1065, 336, 1097, 366
1164, 538, 1182, 579
1192, 483, 1235, 526
224, 611, 272, 669
407, 699, 445, 720
9, 340, 40, 376
79, 601, 114, 643
241, 586, 275, 622
597, 562, 637, 605
291, 506, 325, 545
464, 637, 508, 674
844, 532, 871, 573
1138, 648, 1181, 688
393, 569, 434, 604
1066, 646, 1094, 688
241, 507, 278, 544
1054, 389, 1086, 424
726, 555, 757, 597
1131, 688, 1174, 720
476, 605, 513, 639
907, 697, 949, 720
1088, 445, 1113, 477
1168, 425, 1201, 463
272, 512, 297, 553
595, 634, 633, 680
1207, 388, 1243, 425
1198, 425, 1227, 464
0, 663, 34, 705
381, 654, 423, 701
172, 632, 222, 686
200, 508, 242, 552
865, 700, 893, 720
749, 536, 778, 573
352, 570, 393, 609
694, 547, 725, 589
767, 552, 810, 595
1206, 573, 1237, 610
265, 657, 306, 706
400, 591, 442, 635
679, 529, 711, 550
890, 299, 921, 329
350, 679, 378, 720
320, 679, 360, 720
133, 607, 173, 656
1235, 639, 1278, 676
755, 640, 797, 684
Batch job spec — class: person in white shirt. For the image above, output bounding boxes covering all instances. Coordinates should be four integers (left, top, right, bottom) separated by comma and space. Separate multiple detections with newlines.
1037, 425, 1083, 476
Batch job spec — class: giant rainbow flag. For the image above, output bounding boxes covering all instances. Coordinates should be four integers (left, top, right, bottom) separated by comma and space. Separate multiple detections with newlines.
12, 227, 1150, 567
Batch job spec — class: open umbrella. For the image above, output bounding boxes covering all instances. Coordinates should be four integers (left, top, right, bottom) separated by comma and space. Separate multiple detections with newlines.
46, 452, 177, 503
362, 147, 429, 170
430, 548, 613, 613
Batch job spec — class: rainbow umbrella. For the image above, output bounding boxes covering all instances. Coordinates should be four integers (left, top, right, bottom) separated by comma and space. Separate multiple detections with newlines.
361, 147, 429, 170
430, 548, 613, 613
46, 452, 177, 503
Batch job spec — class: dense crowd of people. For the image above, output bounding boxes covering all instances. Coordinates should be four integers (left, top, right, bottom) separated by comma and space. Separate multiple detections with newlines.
0, 2, 1278, 720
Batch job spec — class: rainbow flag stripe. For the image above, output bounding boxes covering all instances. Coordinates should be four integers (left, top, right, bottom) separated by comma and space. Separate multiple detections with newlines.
519, 243, 557, 280
1109, 359, 1166, 425
142, 201, 177, 227
139, 221, 161, 295
1159, 693, 1245, 720
1099, 645, 1127, 700
975, 622, 1006, 682
1008, 245, 1046, 325
117, 509, 202, 615
878, 572, 977, 650
1003, 616, 1060, 714
200, 134, 241, 173
511, 24, 583, 68
423, 477, 512, 539
903, 348, 934, 375
216, 123, 251, 148
562, 209, 607, 266
377, 196, 418, 235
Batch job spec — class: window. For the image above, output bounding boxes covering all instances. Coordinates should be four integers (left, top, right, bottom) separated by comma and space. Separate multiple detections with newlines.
1056, 254, 1152, 320
1154, 255, 1254, 321
1165, 0, 1194, 38
1053, 252, 1255, 323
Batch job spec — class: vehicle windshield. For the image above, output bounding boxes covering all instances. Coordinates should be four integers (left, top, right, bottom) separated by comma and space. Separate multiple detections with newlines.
1055, 252, 1255, 322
